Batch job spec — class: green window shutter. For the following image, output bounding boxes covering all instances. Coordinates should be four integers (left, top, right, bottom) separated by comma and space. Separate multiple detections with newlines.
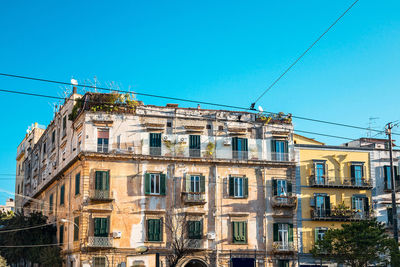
283, 140, 288, 153
147, 219, 154, 241
395, 166, 400, 183
105, 171, 110, 190
75, 173, 80, 195
200, 175, 206, 193
60, 185, 65, 205
232, 222, 237, 242
243, 177, 248, 198
59, 225, 64, 244
99, 218, 108, 237
150, 133, 161, 147
188, 221, 194, 238
49, 194, 53, 212
94, 218, 101, 236
384, 166, 389, 189
243, 221, 247, 243
242, 138, 248, 152
350, 165, 356, 178
95, 171, 102, 190
364, 197, 369, 213
154, 219, 160, 241
272, 179, 277, 196
271, 140, 277, 153
289, 224, 293, 242
74, 217, 79, 241
287, 180, 292, 194
160, 174, 166, 195
325, 196, 331, 216
145, 173, 151, 194
199, 219, 203, 239
352, 196, 356, 209
314, 228, 319, 243
232, 137, 238, 151
186, 174, 191, 192
229, 176, 234, 197
189, 135, 200, 149
273, 223, 279, 242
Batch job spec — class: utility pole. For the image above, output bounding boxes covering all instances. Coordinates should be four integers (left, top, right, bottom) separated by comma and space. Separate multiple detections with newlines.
386, 122, 399, 246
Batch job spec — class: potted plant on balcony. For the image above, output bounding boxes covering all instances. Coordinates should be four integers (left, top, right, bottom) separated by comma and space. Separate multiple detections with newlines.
204, 142, 215, 158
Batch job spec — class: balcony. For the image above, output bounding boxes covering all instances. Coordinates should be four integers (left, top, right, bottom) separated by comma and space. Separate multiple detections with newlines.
189, 149, 201, 158
269, 152, 289, 162
232, 151, 248, 160
185, 239, 205, 249
272, 241, 295, 253
182, 192, 206, 205
271, 196, 297, 209
149, 147, 161, 156
309, 176, 372, 189
87, 236, 113, 248
311, 208, 371, 221
89, 189, 113, 201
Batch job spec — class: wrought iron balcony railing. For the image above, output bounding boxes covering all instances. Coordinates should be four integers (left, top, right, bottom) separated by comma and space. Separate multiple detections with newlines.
89, 189, 113, 201
149, 147, 161, 156
272, 241, 295, 252
271, 195, 297, 208
309, 176, 372, 189
311, 208, 371, 221
87, 236, 113, 247
182, 192, 206, 205
232, 151, 248, 160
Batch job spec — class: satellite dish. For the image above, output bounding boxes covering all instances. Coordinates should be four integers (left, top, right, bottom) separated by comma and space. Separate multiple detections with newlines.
258, 106, 264, 113
71, 79, 78, 86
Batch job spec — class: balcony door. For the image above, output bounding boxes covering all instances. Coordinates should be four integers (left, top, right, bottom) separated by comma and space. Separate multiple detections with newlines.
232, 137, 248, 160
278, 224, 289, 248
272, 139, 288, 161
277, 180, 287, 197
315, 163, 325, 185
315, 195, 330, 217
351, 164, 363, 186
352, 195, 369, 218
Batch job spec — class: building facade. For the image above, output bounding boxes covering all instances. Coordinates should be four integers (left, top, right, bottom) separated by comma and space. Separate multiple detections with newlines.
344, 138, 400, 236
0, 198, 15, 213
18, 91, 298, 267
15, 122, 45, 213
294, 135, 373, 267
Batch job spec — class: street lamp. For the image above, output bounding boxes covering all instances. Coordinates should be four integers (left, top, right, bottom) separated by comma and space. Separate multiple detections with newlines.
60, 218, 79, 229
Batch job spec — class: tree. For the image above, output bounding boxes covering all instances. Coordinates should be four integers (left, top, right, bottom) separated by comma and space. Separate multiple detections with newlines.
0, 255, 9, 267
164, 212, 200, 267
311, 219, 400, 267
0, 211, 62, 266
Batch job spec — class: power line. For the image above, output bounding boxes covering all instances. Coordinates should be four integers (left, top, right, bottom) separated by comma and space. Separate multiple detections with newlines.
0, 83, 397, 137
0, 221, 55, 233
250, 0, 360, 107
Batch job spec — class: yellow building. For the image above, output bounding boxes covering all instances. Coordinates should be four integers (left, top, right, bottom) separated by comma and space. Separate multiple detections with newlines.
294, 134, 373, 267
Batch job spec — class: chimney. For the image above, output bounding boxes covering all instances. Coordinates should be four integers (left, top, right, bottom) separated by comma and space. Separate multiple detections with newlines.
73, 86, 77, 94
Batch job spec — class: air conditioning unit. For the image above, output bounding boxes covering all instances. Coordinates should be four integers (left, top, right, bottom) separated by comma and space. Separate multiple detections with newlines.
128, 147, 135, 152
179, 136, 188, 143
163, 135, 171, 142
112, 231, 122, 238
207, 232, 216, 240
223, 138, 231, 146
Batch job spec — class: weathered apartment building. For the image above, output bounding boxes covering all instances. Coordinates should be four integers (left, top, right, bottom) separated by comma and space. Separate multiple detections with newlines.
18, 90, 298, 267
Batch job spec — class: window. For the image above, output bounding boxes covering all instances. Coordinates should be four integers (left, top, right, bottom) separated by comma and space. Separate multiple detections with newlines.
232, 221, 247, 244
51, 130, 56, 145
167, 122, 172, 127
271, 139, 288, 161
314, 162, 327, 185
60, 185, 65, 205
93, 257, 106, 267
352, 195, 369, 218
314, 194, 330, 217
74, 216, 79, 241
62, 116, 67, 137
315, 227, 327, 242
49, 194, 54, 213
97, 129, 109, 153
350, 164, 364, 186
145, 173, 166, 195
42, 142, 46, 157
384, 165, 399, 190
188, 220, 203, 239
229, 176, 248, 198
147, 219, 162, 241
273, 179, 292, 196
94, 171, 110, 199
75, 173, 80, 195
189, 135, 201, 157
206, 124, 212, 130
149, 133, 161, 156
273, 223, 293, 247
218, 125, 223, 131
59, 224, 64, 244
94, 217, 109, 237
232, 137, 248, 160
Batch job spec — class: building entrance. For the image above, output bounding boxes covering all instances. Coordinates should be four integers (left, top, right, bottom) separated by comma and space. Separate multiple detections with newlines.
184, 259, 207, 267
231, 258, 255, 267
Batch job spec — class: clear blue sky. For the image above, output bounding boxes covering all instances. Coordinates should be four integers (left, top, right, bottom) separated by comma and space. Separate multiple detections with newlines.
0, 0, 399, 204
